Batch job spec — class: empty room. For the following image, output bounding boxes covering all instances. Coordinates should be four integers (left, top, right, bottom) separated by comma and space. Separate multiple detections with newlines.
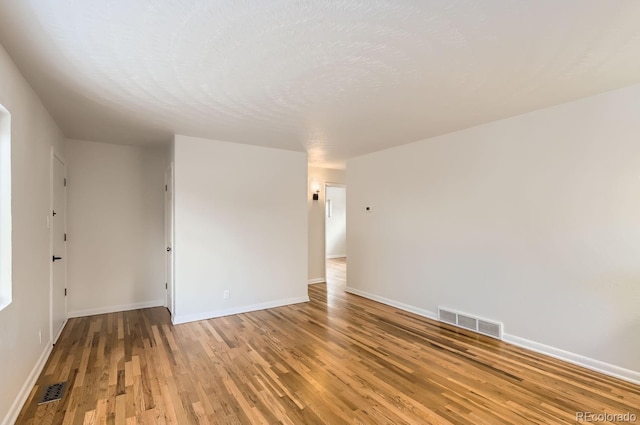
1, 1, 640, 424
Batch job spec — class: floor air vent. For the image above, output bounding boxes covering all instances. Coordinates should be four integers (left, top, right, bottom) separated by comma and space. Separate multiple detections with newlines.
38, 382, 67, 405
438, 308, 503, 340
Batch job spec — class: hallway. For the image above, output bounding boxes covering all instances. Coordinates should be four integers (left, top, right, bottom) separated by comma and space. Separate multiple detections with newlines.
325, 257, 346, 291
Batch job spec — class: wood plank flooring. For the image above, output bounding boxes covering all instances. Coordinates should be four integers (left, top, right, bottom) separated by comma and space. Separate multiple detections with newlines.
326, 257, 346, 291
16, 259, 640, 424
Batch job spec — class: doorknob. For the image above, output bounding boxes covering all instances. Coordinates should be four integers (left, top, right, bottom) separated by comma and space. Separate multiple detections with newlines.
166, 247, 172, 252
52, 256, 62, 262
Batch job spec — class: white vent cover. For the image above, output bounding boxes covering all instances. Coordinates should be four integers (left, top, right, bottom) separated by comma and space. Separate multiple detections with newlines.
439, 309, 457, 325
478, 320, 501, 338
438, 307, 503, 340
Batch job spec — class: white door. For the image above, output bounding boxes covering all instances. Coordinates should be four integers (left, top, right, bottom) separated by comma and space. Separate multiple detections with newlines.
51, 154, 67, 342
165, 164, 174, 314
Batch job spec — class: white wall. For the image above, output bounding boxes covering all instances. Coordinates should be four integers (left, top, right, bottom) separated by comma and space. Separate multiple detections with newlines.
66, 140, 166, 317
173, 135, 308, 324
308, 167, 346, 283
325, 186, 346, 258
0, 44, 66, 425
347, 83, 640, 381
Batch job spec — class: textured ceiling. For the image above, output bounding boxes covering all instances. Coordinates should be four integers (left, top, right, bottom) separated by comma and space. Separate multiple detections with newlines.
1, 1, 640, 168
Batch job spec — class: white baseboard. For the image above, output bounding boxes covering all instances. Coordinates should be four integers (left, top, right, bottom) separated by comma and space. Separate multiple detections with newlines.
308, 278, 326, 285
53, 319, 67, 344
326, 255, 346, 259
503, 334, 640, 386
2, 342, 53, 425
345, 286, 640, 386
172, 296, 310, 325
67, 299, 165, 318
345, 287, 438, 321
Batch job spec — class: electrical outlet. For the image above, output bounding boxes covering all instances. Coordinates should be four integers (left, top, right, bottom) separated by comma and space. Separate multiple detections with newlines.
223, 290, 230, 300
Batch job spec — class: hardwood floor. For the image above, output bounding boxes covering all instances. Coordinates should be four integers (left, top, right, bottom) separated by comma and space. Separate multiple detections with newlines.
325, 257, 346, 291
16, 260, 640, 424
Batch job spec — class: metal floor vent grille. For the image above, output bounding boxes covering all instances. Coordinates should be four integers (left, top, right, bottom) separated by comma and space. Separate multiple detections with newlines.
438, 307, 503, 340
38, 382, 67, 405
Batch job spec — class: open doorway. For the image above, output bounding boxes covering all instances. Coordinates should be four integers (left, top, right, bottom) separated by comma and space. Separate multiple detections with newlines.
325, 184, 346, 290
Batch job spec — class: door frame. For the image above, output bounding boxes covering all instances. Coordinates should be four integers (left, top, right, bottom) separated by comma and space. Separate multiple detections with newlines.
49, 147, 67, 344
164, 162, 175, 315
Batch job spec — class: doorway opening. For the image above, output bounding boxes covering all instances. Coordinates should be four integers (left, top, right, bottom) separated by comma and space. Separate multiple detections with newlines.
324, 184, 346, 291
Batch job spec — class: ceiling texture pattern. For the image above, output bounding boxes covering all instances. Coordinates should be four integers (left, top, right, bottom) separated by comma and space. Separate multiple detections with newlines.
1, 0, 640, 167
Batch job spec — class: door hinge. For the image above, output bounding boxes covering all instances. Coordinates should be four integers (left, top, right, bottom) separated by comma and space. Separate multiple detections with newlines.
64, 233, 67, 241
165, 184, 168, 191
165, 282, 168, 289
64, 178, 67, 187
64, 288, 67, 296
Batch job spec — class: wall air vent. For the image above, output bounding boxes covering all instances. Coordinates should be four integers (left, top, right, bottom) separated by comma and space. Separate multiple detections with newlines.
438, 307, 503, 340
439, 309, 457, 325
478, 320, 502, 339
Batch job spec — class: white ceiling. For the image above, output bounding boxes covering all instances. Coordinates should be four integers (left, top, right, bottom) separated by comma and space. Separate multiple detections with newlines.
1, 1, 640, 168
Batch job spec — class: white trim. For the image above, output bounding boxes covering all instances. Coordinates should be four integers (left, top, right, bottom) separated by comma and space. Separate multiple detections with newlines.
346, 286, 640, 386
345, 287, 438, 321
503, 334, 640, 386
0, 104, 12, 312
325, 182, 346, 188
172, 296, 310, 325
67, 299, 165, 318
326, 254, 346, 259
2, 342, 53, 425
308, 278, 325, 284
53, 320, 67, 344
